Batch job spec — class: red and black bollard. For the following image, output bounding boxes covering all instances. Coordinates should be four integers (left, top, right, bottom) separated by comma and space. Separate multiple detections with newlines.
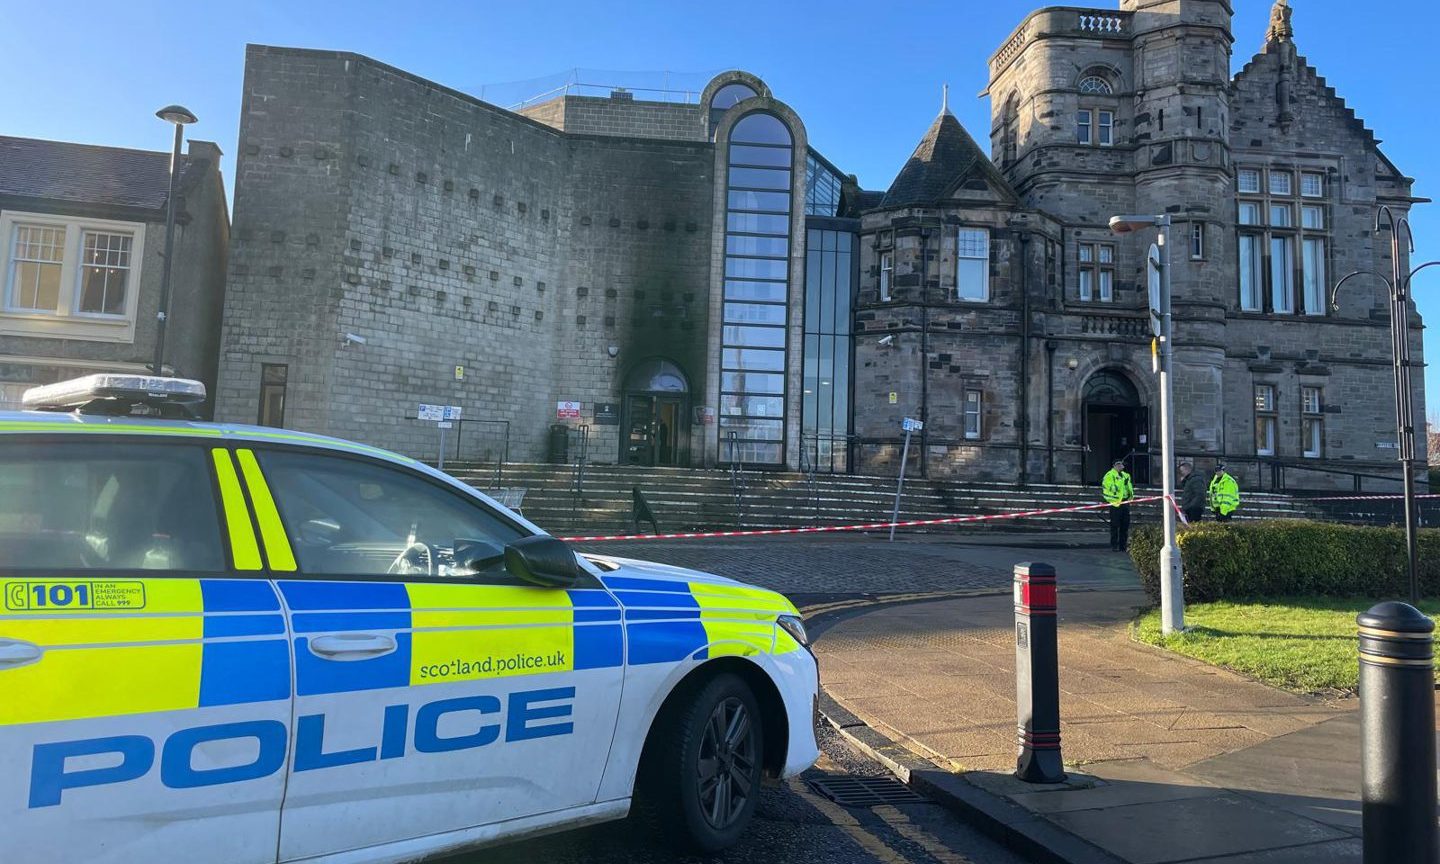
1359, 601, 1437, 864
1014, 561, 1065, 783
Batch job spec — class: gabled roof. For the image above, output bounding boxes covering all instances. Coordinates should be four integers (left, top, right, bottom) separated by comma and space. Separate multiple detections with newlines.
0, 135, 202, 211
879, 110, 1015, 210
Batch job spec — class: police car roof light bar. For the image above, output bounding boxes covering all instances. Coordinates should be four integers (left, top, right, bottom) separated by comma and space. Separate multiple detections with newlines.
22, 374, 207, 417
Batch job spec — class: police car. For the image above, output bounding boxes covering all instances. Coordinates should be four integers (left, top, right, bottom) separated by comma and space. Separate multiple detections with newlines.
0, 375, 819, 864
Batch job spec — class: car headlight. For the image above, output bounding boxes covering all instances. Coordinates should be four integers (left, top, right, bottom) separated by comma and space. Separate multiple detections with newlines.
777, 614, 809, 648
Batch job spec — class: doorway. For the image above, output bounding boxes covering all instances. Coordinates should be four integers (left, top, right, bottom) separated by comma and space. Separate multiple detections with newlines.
622, 358, 689, 467
1081, 370, 1151, 485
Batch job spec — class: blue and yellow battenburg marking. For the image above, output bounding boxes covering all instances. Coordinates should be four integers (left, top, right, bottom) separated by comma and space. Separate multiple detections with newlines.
0, 579, 288, 726
0, 572, 801, 724
601, 575, 802, 663
277, 581, 625, 696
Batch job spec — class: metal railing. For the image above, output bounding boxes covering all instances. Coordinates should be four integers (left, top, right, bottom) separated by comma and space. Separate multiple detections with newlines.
568, 425, 591, 529
404, 416, 510, 485
729, 431, 746, 527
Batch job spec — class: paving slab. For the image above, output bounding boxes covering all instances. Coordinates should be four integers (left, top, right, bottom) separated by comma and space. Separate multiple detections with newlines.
1045, 794, 1350, 864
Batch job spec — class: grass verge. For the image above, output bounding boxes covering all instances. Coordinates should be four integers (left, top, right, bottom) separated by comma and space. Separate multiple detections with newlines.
1132, 596, 1440, 694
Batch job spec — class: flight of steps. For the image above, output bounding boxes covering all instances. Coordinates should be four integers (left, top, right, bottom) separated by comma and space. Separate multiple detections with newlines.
442, 461, 1320, 536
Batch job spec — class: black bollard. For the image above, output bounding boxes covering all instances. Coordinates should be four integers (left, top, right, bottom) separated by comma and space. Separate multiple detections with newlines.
1358, 601, 1437, 864
1015, 561, 1065, 783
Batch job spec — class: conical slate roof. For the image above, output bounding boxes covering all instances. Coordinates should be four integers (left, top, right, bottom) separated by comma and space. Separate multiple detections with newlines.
880, 110, 1008, 209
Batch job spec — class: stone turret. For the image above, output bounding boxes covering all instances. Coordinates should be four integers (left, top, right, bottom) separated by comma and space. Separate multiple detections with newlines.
1123, 0, 1234, 454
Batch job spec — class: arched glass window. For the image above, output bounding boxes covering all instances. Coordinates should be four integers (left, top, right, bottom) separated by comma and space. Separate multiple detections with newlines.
721, 111, 793, 465
1083, 370, 1139, 406
711, 83, 757, 110
709, 82, 758, 137
624, 358, 688, 393
1078, 75, 1113, 95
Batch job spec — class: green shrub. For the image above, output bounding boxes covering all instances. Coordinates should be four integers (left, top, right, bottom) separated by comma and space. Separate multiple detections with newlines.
1127, 520, 1440, 605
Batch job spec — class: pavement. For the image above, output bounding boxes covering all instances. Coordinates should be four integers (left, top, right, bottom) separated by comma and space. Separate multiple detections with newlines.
811, 578, 1370, 863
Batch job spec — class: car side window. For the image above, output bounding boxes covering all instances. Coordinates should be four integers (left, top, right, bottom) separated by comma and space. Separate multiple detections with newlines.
256, 449, 526, 579
0, 441, 224, 572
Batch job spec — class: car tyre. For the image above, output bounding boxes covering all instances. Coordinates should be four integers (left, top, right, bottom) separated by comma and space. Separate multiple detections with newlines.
640, 672, 765, 854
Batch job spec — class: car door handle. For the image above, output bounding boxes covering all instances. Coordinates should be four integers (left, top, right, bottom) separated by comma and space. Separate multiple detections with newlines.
0, 639, 43, 668
308, 633, 398, 661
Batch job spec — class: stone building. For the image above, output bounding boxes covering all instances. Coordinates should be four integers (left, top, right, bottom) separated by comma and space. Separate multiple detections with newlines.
0, 136, 230, 412
219, 0, 1424, 488
856, 0, 1425, 488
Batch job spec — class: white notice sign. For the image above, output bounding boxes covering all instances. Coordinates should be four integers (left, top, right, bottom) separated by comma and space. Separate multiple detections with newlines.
417, 403, 444, 421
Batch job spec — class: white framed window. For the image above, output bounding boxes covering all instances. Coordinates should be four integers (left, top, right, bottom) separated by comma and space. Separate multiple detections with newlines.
1255, 384, 1277, 456
879, 251, 893, 302
1077, 111, 1092, 145
1301, 205, 1324, 230
77, 231, 133, 317
1301, 172, 1324, 198
1301, 386, 1323, 458
1078, 243, 1114, 303
8, 225, 65, 312
1078, 76, 1113, 95
1302, 237, 1326, 315
1097, 111, 1114, 146
1270, 236, 1295, 314
1269, 170, 1292, 196
1238, 169, 1261, 194
1238, 202, 1261, 225
1239, 234, 1262, 311
956, 228, 989, 301
0, 211, 145, 343
963, 389, 982, 439
1270, 204, 1292, 227
1190, 222, 1205, 260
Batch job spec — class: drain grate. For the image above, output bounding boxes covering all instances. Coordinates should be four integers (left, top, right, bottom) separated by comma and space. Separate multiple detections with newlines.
807, 775, 924, 807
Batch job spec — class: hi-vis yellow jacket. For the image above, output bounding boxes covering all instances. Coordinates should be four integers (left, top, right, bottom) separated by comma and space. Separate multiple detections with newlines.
1208, 471, 1241, 515
1102, 469, 1135, 507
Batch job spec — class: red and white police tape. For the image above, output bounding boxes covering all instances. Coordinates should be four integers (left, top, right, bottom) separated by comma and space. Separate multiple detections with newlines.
559, 495, 1166, 543
1304, 492, 1440, 503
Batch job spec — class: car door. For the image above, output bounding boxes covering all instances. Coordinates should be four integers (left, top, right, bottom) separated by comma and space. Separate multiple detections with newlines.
244, 445, 625, 862
0, 438, 292, 864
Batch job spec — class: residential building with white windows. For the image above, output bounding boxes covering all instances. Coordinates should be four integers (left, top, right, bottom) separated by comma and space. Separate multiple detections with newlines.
0, 136, 229, 412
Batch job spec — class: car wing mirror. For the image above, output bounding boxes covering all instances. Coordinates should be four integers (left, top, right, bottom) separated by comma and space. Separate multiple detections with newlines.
504, 535, 581, 588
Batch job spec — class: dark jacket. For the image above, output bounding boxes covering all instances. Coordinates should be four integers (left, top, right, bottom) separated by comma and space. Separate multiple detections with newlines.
1179, 471, 1207, 511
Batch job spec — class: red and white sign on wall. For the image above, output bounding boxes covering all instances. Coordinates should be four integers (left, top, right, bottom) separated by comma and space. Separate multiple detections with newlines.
556, 400, 581, 419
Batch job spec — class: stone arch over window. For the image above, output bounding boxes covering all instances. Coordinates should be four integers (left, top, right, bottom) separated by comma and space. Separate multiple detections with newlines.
1075, 65, 1121, 94
1082, 368, 1140, 406
1000, 92, 1020, 167
702, 71, 772, 139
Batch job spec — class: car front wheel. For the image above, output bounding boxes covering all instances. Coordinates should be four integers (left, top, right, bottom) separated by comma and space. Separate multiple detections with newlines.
642, 672, 764, 853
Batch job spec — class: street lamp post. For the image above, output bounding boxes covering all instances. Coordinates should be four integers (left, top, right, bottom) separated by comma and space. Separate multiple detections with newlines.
1332, 207, 1440, 604
151, 104, 198, 378
1110, 214, 1183, 635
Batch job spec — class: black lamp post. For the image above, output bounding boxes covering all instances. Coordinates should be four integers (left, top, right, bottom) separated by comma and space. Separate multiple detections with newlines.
151, 104, 198, 378
1331, 206, 1440, 604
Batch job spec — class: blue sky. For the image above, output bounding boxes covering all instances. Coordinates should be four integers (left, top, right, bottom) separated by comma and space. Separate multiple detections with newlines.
2, 0, 1436, 408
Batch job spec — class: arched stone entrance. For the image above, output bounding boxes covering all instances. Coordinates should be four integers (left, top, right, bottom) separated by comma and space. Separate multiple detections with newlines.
622, 357, 689, 466
1081, 369, 1151, 485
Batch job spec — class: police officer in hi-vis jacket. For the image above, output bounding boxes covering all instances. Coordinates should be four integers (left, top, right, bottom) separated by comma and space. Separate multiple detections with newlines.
1102, 458, 1135, 552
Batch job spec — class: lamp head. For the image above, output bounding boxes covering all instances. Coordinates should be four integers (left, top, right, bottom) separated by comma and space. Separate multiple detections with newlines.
156, 105, 198, 125
1108, 214, 1160, 235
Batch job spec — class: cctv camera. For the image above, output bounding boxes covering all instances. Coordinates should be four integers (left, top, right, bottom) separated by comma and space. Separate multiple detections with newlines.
344, 333, 366, 346
878, 335, 895, 347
